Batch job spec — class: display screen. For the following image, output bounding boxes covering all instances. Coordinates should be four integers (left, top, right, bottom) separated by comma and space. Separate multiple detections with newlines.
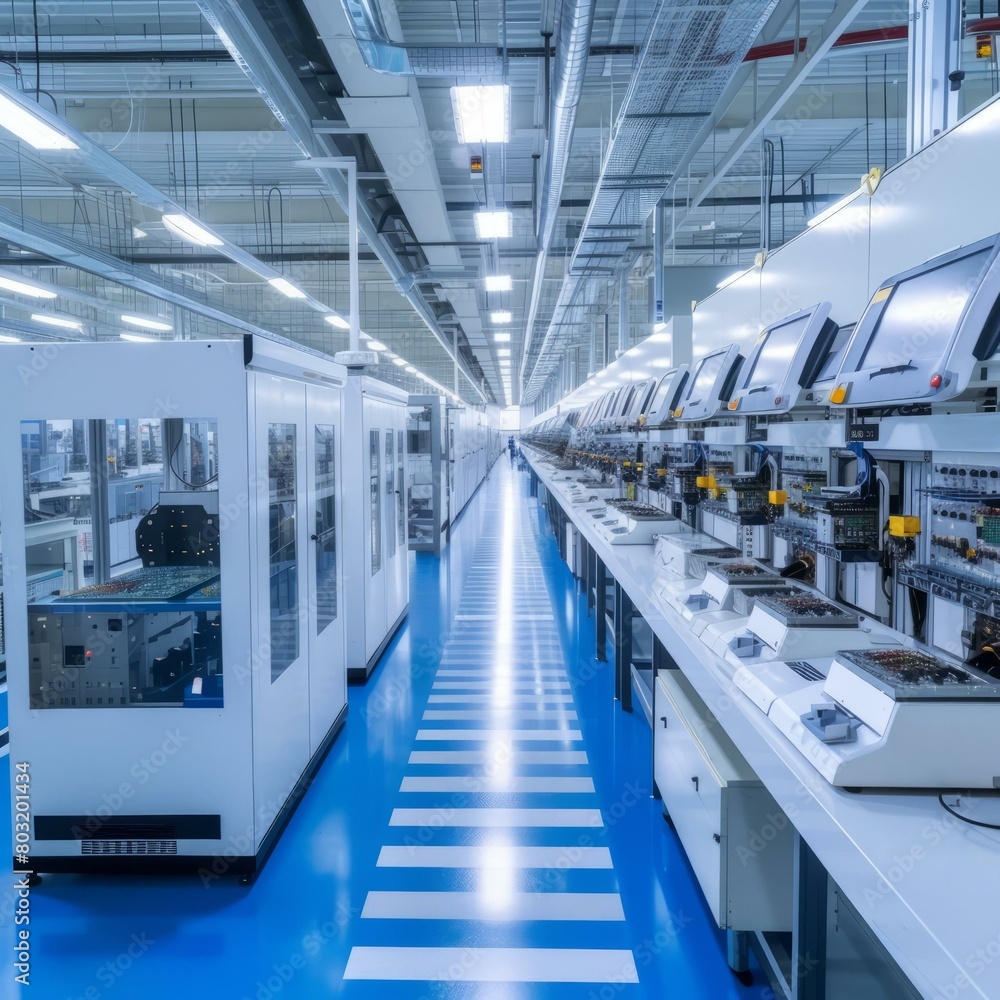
858, 247, 991, 371
684, 351, 728, 407
649, 373, 677, 414
740, 314, 811, 390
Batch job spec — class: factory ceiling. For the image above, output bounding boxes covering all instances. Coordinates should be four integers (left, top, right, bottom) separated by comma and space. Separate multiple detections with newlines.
0, 0, 996, 406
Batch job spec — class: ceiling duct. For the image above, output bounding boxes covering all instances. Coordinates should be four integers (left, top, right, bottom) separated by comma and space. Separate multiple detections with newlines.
339, 0, 504, 76
521, 0, 779, 399
519, 0, 597, 397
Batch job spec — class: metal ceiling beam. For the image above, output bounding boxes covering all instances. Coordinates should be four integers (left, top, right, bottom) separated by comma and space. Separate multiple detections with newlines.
0, 49, 230, 63
673, 0, 873, 220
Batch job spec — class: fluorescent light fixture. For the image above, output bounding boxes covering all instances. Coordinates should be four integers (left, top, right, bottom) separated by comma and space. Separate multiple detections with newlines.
162, 212, 224, 247
0, 93, 78, 150
807, 188, 864, 227
497, 348, 511, 357
120, 332, 158, 343
0, 333, 21, 343
452, 85, 510, 143
132, 227, 148, 239
324, 314, 350, 330
367, 340, 387, 352
121, 313, 172, 332
494, 332, 511, 342
268, 276, 306, 299
392, 357, 407, 367
31, 313, 82, 331
405, 365, 417, 373
0, 275, 57, 299
491, 310, 512, 324
484, 274, 512, 292
716, 269, 748, 290
475, 210, 512, 239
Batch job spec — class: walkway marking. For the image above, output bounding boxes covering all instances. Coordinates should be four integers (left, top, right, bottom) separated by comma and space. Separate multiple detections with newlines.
361, 890, 625, 921
422, 710, 578, 721
408, 750, 589, 765
415, 729, 582, 742
376, 844, 612, 868
389, 807, 603, 828
399, 776, 595, 794
343, 947, 639, 983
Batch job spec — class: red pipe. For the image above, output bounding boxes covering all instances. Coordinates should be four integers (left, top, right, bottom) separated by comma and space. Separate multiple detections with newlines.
743, 25, 908, 63
967, 17, 1000, 34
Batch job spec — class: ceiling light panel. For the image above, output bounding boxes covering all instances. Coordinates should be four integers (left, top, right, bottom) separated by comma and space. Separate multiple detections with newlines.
475, 211, 512, 239
162, 213, 224, 247
491, 311, 512, 324
451, 86, 510, 144
0, 275, 57, 299
494, 332, 511, 342
484, 275, 512, 292
0, 93, 78, 150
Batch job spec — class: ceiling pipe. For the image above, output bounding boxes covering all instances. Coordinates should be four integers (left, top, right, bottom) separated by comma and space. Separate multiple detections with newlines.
743, 24, 908, 62
518, 0, 596, 393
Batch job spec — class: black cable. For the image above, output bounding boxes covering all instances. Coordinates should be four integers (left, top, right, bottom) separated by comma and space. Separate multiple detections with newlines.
168, 430, 218, 489
939, 794, 1000, 831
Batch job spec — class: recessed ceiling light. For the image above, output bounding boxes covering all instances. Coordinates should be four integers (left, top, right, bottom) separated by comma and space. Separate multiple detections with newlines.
494, 332, 511, 342
120, 332, 159, 343
475, 211, 512, 239
0, 333, 21, 343
484, 274, 512, 292
132, 227, 148, 240
405, 365, 417, 373
31, 313, 83, 331
121, 314, 172, 332
490, 310, 512, 324
268, 277, 306, 299
0, 275, 57, 299
162, 212, 224, 247
497, 348, 511, 357
451, 85, 510, 144
392, 357, 407, 367
368, 340, 387, 351
0, 93, 78, 150
324, 314, 350, 330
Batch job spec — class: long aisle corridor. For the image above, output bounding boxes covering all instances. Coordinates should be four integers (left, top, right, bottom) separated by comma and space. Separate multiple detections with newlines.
11, 461, 758, 1000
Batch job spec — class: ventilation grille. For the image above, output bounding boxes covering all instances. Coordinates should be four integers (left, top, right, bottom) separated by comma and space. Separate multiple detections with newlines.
784, 661, 825, 683
81, 840, 177, 856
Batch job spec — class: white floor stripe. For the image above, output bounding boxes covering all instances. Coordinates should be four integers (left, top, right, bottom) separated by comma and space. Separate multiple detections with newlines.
432, 682, 570, 690
422, 710, 578, 721
362, 890, 624, 922
343, 946, 639, 983
399, 776, 594, 793
455, 614, 554, 621
435, 670, 567, 678
416, 729, 582, 742
427, 694, 575, 704
408, 750, 588, 765
389, 807, 603, 828
376, 844, 612, 869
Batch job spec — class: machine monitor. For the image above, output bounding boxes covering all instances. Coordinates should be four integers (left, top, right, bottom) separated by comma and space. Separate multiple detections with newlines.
728, 303, 839, 415
646, 367, 691, 426
629, 378, 658, 424
831, 233, 1000, 408
672, 344, 743, 422
614, 384, 638, 426
597, 388, 622, 429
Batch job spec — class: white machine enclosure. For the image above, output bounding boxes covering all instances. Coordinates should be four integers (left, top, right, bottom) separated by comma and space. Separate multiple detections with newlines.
645, 366, 691, 427
592, 501, 684, 546
727, 303, 841, 415
0, 337, 349, 878
767, 649, 1000, 789
831, 233, 1000, 409
672, 344, 744, 422
343, 374, 409, 682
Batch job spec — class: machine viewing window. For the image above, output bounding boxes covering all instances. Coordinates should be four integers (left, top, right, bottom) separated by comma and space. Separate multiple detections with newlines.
269, 423, 298, 682
370, 429, 382, 575
858, 247, 992, 371
24, 417, 223, 709
741, 315, 812, 390
314, 425, 337, 634
385, 429, 396, 559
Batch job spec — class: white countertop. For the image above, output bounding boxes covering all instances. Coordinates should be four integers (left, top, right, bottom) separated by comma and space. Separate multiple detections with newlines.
527, 448, 1000, 1000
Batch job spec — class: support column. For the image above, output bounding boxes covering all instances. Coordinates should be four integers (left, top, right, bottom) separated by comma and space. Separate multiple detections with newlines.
614, 581, 634, 712
595, 558, 607, 661
652, 200, 666, 330
588, 323, 596, 377
618, 266, 631, 357
792, 833, 828, 1000
907, 0, 962, 155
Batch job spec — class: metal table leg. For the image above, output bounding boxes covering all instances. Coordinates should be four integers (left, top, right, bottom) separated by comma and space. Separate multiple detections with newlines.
792, 833, 827, 1000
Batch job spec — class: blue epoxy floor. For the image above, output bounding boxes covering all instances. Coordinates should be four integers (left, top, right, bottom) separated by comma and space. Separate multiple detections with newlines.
0, 462, 761, 998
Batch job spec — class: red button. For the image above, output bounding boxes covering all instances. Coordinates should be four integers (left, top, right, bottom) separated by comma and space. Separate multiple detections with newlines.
930, 374, 942, 389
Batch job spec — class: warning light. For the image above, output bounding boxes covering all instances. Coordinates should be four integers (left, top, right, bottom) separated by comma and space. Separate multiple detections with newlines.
830, 385, 847, 405
470, 155, 483, 178
977, 34, 993, 60
930, 373, 943, 389
728, 399, 740, 411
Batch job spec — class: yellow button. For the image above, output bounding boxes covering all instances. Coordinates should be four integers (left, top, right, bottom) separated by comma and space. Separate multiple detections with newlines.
768, 490, 788, 505
728, 398, 740, 411
672, 407, 684, 418
830, 385, 847, 405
